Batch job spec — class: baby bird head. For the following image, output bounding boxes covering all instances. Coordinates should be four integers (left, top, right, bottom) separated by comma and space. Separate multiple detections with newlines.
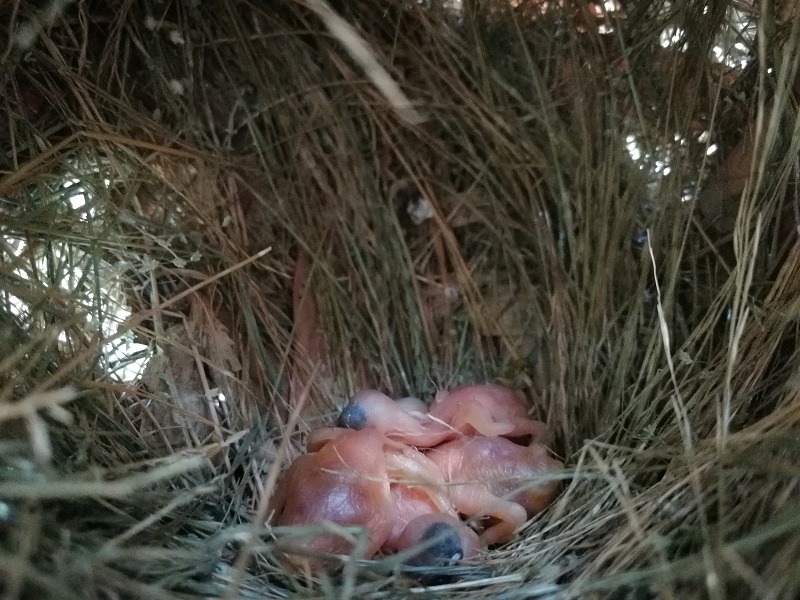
406, 521, 465, 567
336, 390, 397, 431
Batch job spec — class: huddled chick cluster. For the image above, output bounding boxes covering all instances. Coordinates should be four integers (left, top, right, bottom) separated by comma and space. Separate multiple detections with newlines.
267, 384, 563, 573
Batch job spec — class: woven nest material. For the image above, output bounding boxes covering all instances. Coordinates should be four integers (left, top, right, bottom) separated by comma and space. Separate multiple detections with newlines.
1, 0, 799, 599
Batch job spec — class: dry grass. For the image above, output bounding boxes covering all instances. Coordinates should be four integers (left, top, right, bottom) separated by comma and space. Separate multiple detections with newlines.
1, 0, 799, 598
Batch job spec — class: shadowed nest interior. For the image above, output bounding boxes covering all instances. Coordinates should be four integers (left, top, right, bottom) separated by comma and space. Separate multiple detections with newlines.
1, 0, 800, 598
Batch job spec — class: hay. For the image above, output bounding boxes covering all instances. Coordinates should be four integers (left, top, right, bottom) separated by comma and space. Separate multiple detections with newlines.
1, 0, 799, 598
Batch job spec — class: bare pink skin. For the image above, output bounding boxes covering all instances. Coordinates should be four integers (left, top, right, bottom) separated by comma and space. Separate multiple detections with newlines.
383, 452, 459, 552
425, 436, 563, 546
267, 428, 396, 571
307, 427, 452, 515
306, 426, 357, 453
338, 385, 549, 450
429, 384, 549, 443
394, 513, 481, 564
270, 427, 458, 571
341, 390, 459, 447
377, 433, 483, 563
395, 396, 428, 416
306, 426, 443, 456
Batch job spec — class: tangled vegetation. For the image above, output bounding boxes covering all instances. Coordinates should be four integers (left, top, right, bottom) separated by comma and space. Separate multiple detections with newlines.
1, 0, 799, 598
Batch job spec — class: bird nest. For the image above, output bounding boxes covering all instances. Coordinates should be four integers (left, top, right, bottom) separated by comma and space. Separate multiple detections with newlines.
1, 0, 799, 599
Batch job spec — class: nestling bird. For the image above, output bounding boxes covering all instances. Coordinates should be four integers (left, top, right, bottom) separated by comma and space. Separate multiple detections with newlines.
269, 382, 561, 571
425, 435, 563, 546
336, 389, 458, 448
429, 384, 549, 442
269, 427, 481, 570
393, 513, 480, 567
336, 384, 548, 447
267, 428, 397, 571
